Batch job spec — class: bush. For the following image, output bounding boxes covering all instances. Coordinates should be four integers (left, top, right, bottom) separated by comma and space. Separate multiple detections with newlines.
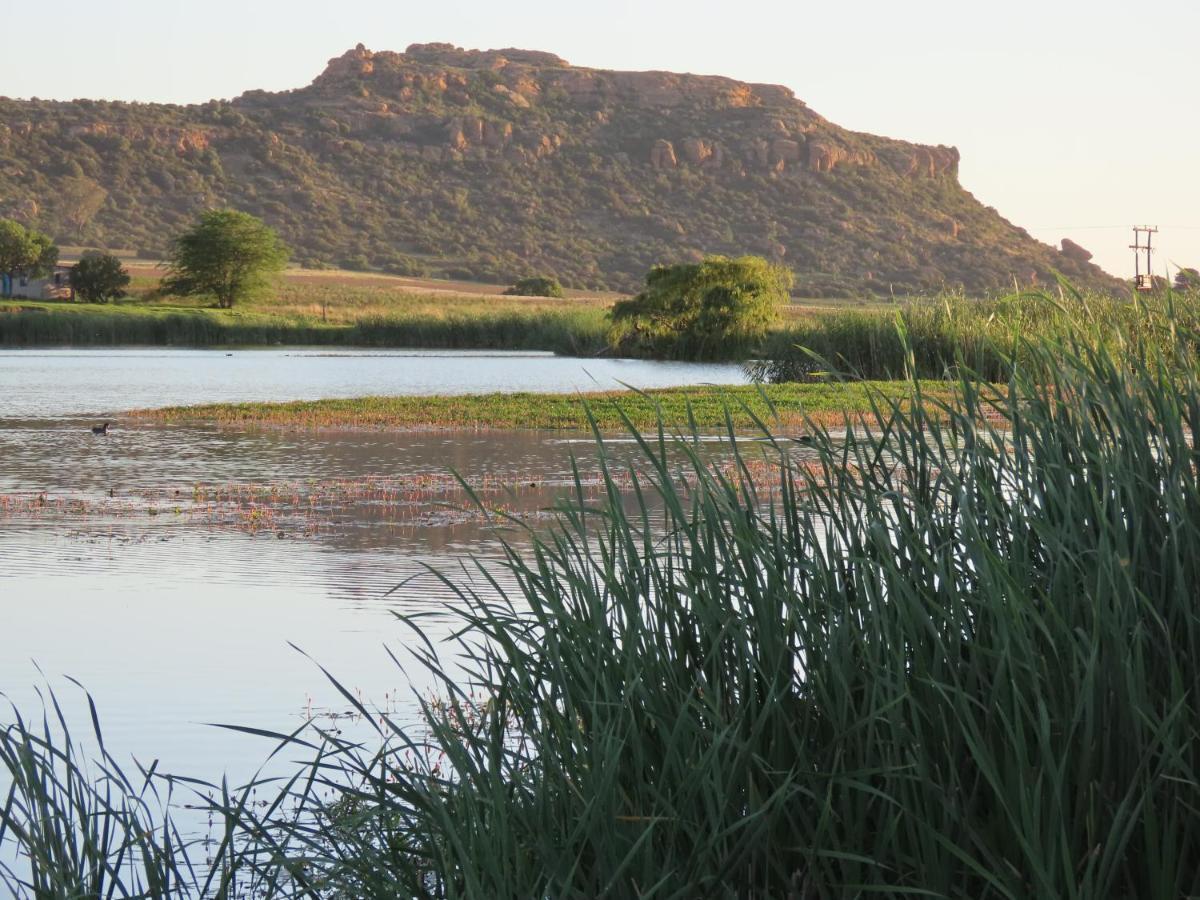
68, 252, 130, 303
503, 275, 565, 298
609, 254, 791, 359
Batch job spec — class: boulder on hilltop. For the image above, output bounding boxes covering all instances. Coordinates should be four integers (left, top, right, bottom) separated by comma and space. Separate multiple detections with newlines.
1060, 238, 1094, 264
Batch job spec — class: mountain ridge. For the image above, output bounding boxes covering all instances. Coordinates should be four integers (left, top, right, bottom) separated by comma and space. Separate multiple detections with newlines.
0, 43, 1119, 295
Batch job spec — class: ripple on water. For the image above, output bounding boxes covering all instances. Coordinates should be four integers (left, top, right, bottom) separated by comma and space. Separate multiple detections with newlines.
1, 348, 750, 799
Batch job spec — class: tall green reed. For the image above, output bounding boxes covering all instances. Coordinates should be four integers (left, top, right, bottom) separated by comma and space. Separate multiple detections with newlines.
0, 683, 252, 899
752, 284, 1200, 381
0, 306, 608, 354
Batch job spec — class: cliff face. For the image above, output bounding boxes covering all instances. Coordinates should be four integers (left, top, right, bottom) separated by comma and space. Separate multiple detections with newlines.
0, 44, 1119, 294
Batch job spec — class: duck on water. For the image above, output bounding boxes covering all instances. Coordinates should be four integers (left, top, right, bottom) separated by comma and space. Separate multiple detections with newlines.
91, 422, 111, 435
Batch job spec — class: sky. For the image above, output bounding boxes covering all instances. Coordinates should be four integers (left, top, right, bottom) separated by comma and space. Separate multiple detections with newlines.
4, 0, 1198, 279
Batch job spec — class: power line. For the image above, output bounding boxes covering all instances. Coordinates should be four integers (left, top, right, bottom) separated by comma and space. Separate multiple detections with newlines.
1026, 224, 1200, 231
1131, 227, 1158, 292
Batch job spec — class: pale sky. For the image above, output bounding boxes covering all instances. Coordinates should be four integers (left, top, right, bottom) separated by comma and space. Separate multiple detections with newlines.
4, 0, 1198, 278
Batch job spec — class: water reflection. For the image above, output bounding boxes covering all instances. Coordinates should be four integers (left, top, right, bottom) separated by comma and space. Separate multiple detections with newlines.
1, 445, 631, 785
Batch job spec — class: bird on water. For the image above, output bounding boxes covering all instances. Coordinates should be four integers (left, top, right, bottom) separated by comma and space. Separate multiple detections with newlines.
91, 422, 111, 435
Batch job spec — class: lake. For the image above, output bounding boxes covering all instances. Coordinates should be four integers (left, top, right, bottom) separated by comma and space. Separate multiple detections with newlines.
0, 348, 746, 796
0, 348, 746, 418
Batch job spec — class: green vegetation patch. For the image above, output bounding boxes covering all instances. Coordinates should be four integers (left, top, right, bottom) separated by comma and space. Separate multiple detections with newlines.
0, 294, 610, 352
136, 381, 952, 431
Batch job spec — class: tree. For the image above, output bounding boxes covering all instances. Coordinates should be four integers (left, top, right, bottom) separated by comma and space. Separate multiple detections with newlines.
609, 255, 792, 358
504, 275, 566, 298
1175, 268, 1200, 292
69, 252, 130, 303
163, 210, 289, 308
0, 218, 58, 287
58, 176, 108, 240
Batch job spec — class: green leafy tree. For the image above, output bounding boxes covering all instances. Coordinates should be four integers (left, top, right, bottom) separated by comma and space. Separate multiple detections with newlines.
0, 219, 58, 289
504, 275, 566, 298
164, 210, 289, 308
69, 252, 130, 303
609, 255, 792, 358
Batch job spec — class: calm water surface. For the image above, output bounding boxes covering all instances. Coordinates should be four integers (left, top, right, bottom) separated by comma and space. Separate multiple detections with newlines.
0, 349, 747, 794
0, 347, 746, 418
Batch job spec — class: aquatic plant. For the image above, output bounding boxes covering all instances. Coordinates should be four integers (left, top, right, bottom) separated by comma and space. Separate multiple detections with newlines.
0, 297, 610, 355
751, 282, 1200, 381
136, 381, 950, 432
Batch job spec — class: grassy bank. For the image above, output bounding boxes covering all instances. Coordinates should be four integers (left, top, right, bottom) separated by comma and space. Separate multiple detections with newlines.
8, 274, 1192, 381
6, 318, 1200, 896
0, 294, 610, 353
135, 381, 952, 431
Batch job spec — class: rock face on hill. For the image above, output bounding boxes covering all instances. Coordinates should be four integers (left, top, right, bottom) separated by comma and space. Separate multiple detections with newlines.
1060, 238, 1094, 263
0, 43, 1121, 294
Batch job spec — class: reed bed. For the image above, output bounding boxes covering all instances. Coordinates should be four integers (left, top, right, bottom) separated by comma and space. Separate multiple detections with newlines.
0, 276, 613, 352
0, 298, 610, 355
753, 284, 1200, 381
5, 315, 1200, 896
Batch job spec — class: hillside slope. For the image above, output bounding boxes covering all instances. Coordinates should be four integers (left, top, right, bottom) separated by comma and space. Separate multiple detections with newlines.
0, 43, 1119, 295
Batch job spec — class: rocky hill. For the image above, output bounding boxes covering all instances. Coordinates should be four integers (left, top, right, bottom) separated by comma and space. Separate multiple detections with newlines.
0, 43, 1118, 294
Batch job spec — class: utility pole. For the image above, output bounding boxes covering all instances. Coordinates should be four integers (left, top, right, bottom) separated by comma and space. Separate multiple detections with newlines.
1130, 226, 1158, 292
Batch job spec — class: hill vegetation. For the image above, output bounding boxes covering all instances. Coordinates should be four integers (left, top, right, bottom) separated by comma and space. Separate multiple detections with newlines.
0, 43, 1121, 295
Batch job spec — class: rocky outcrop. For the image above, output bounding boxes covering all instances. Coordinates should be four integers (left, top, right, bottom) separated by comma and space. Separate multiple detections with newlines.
1060, 238, 1093, 263
403, 42, 568, 69
650, 139, 677, 170
537, 68, 784, 110
312, 43, 799, 114
679, 137, 718, 166
807, 141, 874, 173
321, 43, 376, 80
65, 122, 214, 154
424, 115, 550, 161
491, 84, 531, 108
894, 145, 959, 179
294, 44, 963, 182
